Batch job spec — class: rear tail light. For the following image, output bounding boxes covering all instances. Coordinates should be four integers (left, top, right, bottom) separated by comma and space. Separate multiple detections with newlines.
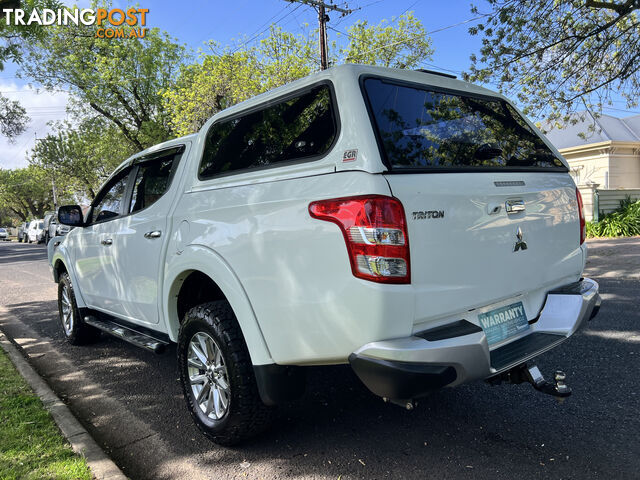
576, 188, 586, 244
309, 195, 410, 284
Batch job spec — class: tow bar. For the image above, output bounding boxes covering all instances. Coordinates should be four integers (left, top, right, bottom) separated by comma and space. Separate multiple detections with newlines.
488, 364, 572, 400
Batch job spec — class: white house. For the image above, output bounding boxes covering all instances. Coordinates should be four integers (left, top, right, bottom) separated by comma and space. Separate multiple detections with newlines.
544, 111, 640, 220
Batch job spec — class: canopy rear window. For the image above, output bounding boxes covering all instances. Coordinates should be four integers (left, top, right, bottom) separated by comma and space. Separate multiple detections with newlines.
362, 77, 566, 172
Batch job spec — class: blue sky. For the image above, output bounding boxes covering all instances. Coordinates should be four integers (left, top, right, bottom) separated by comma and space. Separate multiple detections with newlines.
0, 0, 635, 168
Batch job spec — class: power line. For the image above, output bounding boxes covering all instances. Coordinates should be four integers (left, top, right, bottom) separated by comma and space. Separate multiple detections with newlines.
343, 14, 487, 58
397, 0, 420, 18
357, 0, 386, 9
602, 105, 640, 115
231, 3, 291, 51
230, 4, 303, 53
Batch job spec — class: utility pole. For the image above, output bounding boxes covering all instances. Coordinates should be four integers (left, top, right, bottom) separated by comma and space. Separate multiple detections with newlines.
286, 0, 355, 70
318, 3, 328, 70
35, 132, 58, 210
51, 178, 58, 210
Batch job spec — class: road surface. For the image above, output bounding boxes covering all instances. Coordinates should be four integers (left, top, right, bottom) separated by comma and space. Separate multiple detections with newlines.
0, 238, 638, 479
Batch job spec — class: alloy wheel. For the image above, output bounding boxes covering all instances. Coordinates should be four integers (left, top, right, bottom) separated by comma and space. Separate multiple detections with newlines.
187, 332, 230, 420
60, 284, 74, 336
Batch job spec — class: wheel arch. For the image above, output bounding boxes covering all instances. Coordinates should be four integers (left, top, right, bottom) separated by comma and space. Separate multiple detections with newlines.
164, 245, 273, 366
50, 246, 88, 309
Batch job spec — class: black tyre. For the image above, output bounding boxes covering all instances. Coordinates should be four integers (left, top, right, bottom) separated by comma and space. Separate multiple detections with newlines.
178, 301, 274, 445
57, 273, 100, 345
44, 233, 49, 245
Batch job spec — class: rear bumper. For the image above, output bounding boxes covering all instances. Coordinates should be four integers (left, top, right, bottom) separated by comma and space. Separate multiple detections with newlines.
349, 278, 600, 400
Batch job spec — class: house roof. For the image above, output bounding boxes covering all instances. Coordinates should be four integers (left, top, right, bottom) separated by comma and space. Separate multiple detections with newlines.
544, 111, 640, 150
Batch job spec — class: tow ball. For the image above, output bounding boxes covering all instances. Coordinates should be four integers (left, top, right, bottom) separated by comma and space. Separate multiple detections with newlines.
488, 364, 572, 400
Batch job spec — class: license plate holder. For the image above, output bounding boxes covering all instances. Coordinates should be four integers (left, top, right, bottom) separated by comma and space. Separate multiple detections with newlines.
477, 301, 529, 346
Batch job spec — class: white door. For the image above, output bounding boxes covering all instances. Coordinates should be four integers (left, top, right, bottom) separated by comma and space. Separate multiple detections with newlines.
112, 148, 184, 325
73, 167, 133, 315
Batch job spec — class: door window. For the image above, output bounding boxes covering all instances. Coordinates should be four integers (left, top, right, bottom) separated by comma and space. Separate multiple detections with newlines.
129, 156, 177, 214
90, 170, 131, 224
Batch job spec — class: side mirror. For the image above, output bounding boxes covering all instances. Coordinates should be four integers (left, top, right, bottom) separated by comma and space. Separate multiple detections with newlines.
58, 205, 85, 227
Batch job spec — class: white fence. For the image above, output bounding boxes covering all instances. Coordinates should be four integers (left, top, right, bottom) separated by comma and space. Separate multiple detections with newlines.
578, 186, 640, 221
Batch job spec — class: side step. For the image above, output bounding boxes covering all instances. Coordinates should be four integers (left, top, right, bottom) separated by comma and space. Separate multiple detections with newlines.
84, 315, 169, 354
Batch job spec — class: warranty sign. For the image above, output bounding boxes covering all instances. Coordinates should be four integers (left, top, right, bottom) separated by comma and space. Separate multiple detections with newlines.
478, 301, 529, 345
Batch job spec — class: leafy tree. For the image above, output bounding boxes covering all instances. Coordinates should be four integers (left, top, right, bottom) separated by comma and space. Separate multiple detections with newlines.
0, 0, 62, 139
0, 165, 58, 220
466, 0, 640, 126
0, 205, 20, 227
164, 13, 434, 136
29, 118, 134, 199
0, 96, 28, 139
21, 19, 187, 150
257, 26, 317, 90
163, 48, 262, 137
163, 26, 316, 136
340, 12, 434, 68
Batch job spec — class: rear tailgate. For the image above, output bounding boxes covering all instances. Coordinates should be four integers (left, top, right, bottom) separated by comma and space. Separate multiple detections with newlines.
385, 172, 584, 332
361, 74, 586, 339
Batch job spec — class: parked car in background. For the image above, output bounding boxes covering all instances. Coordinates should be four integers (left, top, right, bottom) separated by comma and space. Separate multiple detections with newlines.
27, 219, 45, 244
43, 213, 55, 243
17, 222, 28, 242
0, 227, 8, 241
44, 211, 72, 244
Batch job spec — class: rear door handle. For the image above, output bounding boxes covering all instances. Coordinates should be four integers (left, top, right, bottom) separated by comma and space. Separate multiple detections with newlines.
144, 230, 162, 239
505, 199, 525, 214
101, 239, 112, 246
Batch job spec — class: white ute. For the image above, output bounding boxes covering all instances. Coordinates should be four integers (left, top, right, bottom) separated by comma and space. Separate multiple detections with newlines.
49, 64, 601, 445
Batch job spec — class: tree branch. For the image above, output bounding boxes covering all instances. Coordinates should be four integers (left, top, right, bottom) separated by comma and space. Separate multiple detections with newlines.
585, 0, 638, 14
88, 101, 143, 150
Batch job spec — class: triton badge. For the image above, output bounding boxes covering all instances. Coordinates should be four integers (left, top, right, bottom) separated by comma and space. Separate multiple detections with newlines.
412, 210, 444, 220
514, 227, 528, 252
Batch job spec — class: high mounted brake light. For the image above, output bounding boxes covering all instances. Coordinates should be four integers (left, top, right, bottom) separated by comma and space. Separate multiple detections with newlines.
309, 195, 410, 284
576, 188, 586, 245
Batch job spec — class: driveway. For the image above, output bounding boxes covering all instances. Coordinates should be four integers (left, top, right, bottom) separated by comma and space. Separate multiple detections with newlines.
0, 239, 638, 479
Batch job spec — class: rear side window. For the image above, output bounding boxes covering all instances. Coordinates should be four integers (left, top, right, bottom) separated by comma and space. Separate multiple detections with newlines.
129, 156, 177, 214
362, 77, 565, 171
199, 83, 337, 179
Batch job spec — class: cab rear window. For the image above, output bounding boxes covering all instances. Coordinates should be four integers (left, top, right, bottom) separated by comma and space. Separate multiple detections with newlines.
362, 77, 566, 172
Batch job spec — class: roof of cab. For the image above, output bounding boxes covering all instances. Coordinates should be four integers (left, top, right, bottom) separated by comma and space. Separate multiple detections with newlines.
131, 133, 198, 160
109, 133, 197, 177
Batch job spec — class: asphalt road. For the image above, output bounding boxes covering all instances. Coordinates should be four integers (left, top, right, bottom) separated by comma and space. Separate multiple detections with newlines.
0, 238, 638, 479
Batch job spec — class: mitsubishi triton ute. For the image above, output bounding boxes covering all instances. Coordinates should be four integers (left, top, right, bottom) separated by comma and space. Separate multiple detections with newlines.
49, 64, 601, 445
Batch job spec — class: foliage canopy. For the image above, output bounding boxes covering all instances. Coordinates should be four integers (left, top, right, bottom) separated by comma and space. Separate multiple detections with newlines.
466, 0, 640, 126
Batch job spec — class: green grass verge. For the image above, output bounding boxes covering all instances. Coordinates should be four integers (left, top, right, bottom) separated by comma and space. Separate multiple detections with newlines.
0, 348, 92, 480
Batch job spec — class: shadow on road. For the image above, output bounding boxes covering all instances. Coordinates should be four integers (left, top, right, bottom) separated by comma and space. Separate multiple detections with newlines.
0, 242, 48, 264
3, 284, 639, 480
586, 236, 640, 279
